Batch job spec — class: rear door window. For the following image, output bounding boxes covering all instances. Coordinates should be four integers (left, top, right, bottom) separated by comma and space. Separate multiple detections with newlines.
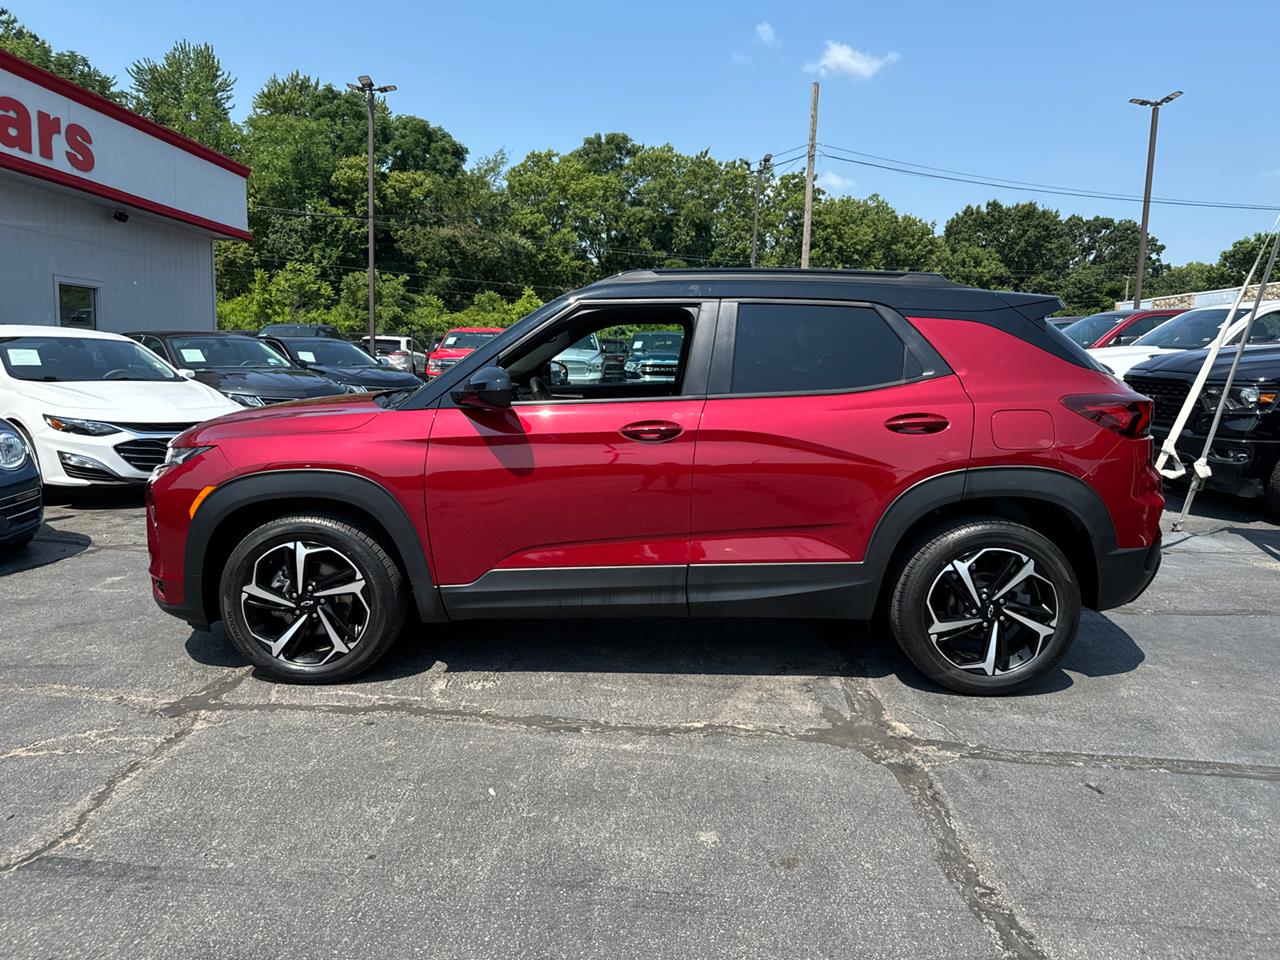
729, 303, 908, 394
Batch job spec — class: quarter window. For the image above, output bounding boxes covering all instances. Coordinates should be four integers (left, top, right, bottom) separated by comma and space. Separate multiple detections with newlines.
731, 303, 908, 394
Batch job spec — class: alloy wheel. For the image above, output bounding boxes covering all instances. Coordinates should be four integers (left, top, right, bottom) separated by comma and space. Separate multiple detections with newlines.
924, 547, 1058, 676
240, 540, 370, 666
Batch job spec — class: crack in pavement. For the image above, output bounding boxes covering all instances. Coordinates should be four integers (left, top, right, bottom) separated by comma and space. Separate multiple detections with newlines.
799, 668, 1049, 960
1, 671, 251, 876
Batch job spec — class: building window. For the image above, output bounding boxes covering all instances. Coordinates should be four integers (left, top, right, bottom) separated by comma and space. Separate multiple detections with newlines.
58, 282, 98, 329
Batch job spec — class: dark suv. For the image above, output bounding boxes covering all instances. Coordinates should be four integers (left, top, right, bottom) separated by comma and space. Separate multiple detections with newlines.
147, 269, 1163, 694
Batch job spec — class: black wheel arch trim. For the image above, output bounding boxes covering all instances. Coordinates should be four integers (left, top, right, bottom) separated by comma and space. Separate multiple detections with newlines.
856, 466, 1124, 616
183, 468, 442, 628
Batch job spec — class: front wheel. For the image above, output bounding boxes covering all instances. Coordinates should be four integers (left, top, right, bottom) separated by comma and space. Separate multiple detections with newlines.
888, 519, 1080, 695
219, 514, 406, 683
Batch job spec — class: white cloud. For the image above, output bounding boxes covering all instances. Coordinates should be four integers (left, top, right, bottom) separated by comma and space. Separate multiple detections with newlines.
755, 22, 780, 47
818, 170, 855, 194
804, 41, 899, 79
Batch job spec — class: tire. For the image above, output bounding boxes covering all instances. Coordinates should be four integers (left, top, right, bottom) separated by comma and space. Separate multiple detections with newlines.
1265, 459, 1280, 518
887, 519, 1081, 695
219, 513, 406, 683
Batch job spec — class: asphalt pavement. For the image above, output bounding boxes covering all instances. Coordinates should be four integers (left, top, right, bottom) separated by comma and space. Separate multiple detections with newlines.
1, 486, 1277, 959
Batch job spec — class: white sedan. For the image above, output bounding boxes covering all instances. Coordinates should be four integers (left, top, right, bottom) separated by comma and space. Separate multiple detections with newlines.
0, 326, 239, 486
1091, 302, 1280, 377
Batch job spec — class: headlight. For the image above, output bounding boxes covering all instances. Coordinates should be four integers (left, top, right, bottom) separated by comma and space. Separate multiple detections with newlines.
1204, 384, 1279, 410
342, 383, 367, 394
163, 444, 212, 466
428, 360, 442, 373
43, 414, 120, 436
229, 393, 265, 407
0, 430, 27, 470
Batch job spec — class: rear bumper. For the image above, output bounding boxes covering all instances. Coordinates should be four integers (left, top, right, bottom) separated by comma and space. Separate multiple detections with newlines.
1094, 535, 1162, 610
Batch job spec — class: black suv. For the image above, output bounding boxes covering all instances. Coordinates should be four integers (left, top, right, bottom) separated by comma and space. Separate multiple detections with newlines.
1126, 345, 1280, 513
130, 331, 346, 407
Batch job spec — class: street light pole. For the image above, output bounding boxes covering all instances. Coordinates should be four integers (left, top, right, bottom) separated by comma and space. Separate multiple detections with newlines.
348, 75, 397, 351
1128, 90, 1181, 309
750, 153, 772, 269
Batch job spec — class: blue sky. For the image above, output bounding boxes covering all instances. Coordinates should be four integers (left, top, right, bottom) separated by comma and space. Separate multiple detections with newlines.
16, 0, 1280, 264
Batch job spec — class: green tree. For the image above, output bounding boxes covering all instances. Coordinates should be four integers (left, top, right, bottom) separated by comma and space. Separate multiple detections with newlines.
0, 8, 121, 100
127, 40, 238, 153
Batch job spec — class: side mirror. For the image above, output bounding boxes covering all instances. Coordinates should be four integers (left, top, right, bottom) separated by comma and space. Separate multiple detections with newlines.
452, 366, 513, 410
178, 368, 196, 379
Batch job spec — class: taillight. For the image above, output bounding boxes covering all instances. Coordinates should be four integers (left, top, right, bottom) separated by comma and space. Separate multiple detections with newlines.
391, 350, 409, 357
1062, 394, 1152, 438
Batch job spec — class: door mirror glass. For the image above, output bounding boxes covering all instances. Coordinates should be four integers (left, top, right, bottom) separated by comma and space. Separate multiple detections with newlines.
452, 366, 514, 409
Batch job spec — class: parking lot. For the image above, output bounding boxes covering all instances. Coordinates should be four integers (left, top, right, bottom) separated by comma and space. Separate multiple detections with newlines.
1, 490, 1277, 959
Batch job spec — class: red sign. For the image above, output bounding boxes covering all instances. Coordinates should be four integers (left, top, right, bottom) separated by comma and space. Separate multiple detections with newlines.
0, 94, 94, 172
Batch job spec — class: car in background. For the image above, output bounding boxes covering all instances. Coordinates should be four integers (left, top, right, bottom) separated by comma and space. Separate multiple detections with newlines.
0, 326, 238, 485
1048, 316, 1080, 330
1061, 308, 1184, 350
1126, 344, 1280, 514
1091, 303, 1280, 378
130, 331, 345, 407
624, 329, 686, 382
362, 335, 427, 378
259, 323, 343, 339
261, 336, 422, 393
426, 327, 503, 378
0, 420, 41, 546
552, 332, 606, 384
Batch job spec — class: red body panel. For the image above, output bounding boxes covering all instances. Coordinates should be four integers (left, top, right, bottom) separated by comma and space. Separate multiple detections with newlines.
908, 317, 1163, 547
423, 400, 705, 585
690, 376, 974, 563
147, 397, 436, 607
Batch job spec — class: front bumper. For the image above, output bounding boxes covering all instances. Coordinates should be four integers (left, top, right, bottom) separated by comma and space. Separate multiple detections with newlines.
1094, 536, 1162, 610
0, 474, 42, 543
33, 423, 190, 486
1153, 429, 1279, 499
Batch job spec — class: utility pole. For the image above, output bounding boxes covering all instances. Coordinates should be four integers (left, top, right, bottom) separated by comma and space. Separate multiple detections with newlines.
800, 81, 819, 269
348, 75, 397, 351
750, 153, 772, 269
1128, 90, 1181, 308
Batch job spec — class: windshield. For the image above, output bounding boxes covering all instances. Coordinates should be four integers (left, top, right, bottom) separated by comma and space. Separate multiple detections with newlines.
439, 331, 498, 350
1133, 308, 1241, 349
566, 333, 601, 353
0, 335, 179, 382
171, 336, 291, 369
289, 339, 376, 367
370, 337, 407, 353
632, 332, 685, 354
1062, 312, 1130, 348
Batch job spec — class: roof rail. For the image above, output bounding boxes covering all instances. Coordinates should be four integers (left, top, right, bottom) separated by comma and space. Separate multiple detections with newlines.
601, 268, 960, 287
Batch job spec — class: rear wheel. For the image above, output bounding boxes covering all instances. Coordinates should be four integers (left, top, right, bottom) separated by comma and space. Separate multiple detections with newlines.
219, 514, 406, 683
888, 519, 1080, 695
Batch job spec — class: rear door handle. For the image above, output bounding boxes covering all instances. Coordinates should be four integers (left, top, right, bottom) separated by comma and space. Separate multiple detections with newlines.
884, 413, 949, 435
620, 420, 683, 443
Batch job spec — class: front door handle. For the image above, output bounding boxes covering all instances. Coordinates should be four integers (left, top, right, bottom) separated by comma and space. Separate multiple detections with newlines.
884, 413, 949, 435
620, 420, 683, 443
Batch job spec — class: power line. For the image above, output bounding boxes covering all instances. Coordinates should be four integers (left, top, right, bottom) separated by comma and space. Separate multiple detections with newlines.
817, 145, 1280, 213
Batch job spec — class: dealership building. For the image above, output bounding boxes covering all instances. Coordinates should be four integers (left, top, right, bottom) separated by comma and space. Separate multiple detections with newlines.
1, 50, 248, 333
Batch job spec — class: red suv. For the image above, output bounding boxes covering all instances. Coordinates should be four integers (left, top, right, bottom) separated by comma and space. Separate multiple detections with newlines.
147, 270, 1163, 694
426, 326, 503, 378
